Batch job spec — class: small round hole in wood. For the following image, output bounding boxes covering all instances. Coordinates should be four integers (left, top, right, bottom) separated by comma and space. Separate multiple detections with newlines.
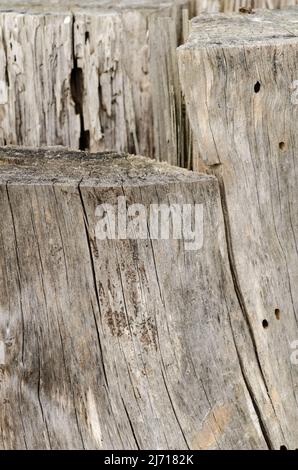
279, 142, 286, 151
262, 319, 269, 329
275, 309, 281, 320
280, 445, 287, 451
254, 81, 261, 93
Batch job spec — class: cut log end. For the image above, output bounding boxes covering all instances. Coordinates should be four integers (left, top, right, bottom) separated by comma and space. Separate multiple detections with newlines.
0, 146, 210, 186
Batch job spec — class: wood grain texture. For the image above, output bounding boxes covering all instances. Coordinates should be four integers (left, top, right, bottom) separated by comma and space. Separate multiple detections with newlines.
0, 1, 195, 166
178, 8, 298, 449
1, 1, 295, 168
195, 0, 298, 13
0, 146, 284, 449
0, 6, 79, 147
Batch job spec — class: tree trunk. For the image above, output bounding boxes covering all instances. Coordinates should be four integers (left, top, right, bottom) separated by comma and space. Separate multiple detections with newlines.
178, 7, 298, 449
0, 1, 195, 166
1, 1, 296, 168
0, 146, 287, 449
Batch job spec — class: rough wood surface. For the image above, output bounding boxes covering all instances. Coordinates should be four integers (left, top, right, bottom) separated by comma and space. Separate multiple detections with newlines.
178, 8, 298, 449
195, 0, 298, 13
0, 146, 287, 450
0, 1, 195, 166
1, 1, 295, 169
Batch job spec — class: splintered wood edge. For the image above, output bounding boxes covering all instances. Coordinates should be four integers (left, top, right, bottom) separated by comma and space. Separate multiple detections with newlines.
0, 147, 214, 187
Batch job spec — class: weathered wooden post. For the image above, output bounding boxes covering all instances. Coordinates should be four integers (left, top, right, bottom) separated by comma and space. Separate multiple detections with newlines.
195, 0, 298, 14
178, 8, 298, 448
191, 2, 298, 171
1, 2, 297, 171
0, 0, 195, 165
0, 146, 289, 449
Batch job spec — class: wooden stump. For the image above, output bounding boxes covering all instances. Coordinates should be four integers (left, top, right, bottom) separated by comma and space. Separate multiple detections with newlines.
0, 146, 288, 449
1, 2, 296, 170
195, 0, 298, 14
178, 8, 298, 449
191, 2, 298, 170
0, 1, 195, 166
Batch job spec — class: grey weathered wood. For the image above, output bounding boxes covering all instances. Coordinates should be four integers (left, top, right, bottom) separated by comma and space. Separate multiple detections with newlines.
178, 7, 298, 449
195, 0, 298, 13
0, 146, 282, 449
190, 1, 298, 166
0, 3, 78, 147
0, 1, 195, 166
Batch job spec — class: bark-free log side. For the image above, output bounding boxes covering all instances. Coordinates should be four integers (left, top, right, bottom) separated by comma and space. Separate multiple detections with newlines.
0, 146, 281, 449
0, 1, 195, 165
178, 7, 298, 449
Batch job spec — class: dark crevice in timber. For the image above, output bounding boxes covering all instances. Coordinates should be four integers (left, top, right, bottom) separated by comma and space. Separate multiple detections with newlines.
56, 316, 85, 449
5, 184, 25, 364
214, 171, 275, 449
36, 339, 52, 449
77, 182, 109, 389
239, 353, 273, 449
97, 81, 105, 137
2, 30, 9, 87
52, 184, 86, 449
121, 397, 140, 450
226, 309, 271, 449
161, 370, 190, 450
70, 16, 89, 151
209, 163, 222, 170
5, 185, 28, 449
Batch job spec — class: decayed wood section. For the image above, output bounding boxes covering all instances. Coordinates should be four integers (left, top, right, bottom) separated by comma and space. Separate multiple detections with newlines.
178, 8, 298, 449
0, 146, 291, 450
0, 0, 195, 166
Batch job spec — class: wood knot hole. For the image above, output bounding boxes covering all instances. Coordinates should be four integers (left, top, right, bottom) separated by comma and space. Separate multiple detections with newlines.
254, 81, 261, 93
275, 309, 281, 320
